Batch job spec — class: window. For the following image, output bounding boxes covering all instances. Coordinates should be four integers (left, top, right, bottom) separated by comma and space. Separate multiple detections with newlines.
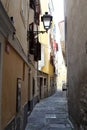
44, 78, 46, 86
30, 0, 35, 9
20, 0, 27, 27
23, 62, 25, 81
29, 23, 35, 54
16, 78, 22, 112
21, 0, 25, 15
32, 78, 35, 96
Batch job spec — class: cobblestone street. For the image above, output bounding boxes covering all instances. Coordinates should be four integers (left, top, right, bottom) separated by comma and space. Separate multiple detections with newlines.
25, 91, 74, 130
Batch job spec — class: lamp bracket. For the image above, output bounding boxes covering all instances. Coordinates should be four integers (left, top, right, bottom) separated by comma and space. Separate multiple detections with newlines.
28, 30, 47, 36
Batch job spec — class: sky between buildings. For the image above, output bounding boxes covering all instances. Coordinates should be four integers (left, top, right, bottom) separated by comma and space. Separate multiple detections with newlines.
52, 0, 64, 43
53, 0, 64, 22
52, 0, 66, 89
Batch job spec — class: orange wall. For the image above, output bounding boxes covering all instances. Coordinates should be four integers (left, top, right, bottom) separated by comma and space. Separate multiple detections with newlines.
22, 63, 29, 106
2, 42, 28, 128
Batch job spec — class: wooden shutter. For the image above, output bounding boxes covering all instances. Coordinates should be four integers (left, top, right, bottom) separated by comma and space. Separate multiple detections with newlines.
38, 42, 41, 60
29, 32, 35, 54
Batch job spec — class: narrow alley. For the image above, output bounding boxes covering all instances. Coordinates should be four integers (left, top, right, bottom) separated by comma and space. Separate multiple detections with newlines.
1, 0, 87, 130
25, 91, 74, 130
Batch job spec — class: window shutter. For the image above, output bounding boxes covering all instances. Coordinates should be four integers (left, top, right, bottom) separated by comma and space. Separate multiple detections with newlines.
29, 32, 35, 54
34, 40, 41, 61
34, 42, 38, 61
30, 0, 35, 10
56, 43, 58, 51
38, 42, 41, 60
29, 23, 35, 55
50, 54, 54, 65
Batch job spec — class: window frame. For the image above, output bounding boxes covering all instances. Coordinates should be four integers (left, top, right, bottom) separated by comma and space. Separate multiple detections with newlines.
20, 0, 27, 27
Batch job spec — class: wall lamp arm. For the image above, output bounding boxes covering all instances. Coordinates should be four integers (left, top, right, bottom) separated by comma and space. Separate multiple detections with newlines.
28, 30, 47, 36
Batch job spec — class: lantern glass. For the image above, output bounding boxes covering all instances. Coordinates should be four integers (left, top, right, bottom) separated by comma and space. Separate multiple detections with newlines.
43, 19, 51, 30
41, 12, 52, 31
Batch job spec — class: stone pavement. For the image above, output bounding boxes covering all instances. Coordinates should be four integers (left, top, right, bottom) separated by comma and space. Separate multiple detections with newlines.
25, 91, 74, 130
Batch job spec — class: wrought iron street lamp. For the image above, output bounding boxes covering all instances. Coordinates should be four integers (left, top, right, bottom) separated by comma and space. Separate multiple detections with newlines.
28, 12, 53, 61
41, 12, 52, 32
28, 12, 53, 36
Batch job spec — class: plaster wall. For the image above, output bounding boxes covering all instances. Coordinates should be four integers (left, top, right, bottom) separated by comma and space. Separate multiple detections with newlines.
65, 0, 87, 128
1, 0, 29, 55
2, 41, 28, 129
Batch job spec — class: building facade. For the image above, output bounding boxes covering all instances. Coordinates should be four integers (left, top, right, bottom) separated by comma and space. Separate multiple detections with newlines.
38, 0, 57, 98
28, 0, 41, 111
0, 0, 41, 130
65, 0, 87, 129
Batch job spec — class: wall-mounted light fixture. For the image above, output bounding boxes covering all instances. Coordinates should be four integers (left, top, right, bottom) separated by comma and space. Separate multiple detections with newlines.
28, 12, 53, 61
29, 12, 53, 36
41, 12, 52, 32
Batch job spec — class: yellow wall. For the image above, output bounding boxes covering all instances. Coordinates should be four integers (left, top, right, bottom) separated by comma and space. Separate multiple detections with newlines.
40, 0, 48, 14
2, 42, 28, 129
22, 63, 29, 105
40, 0, 54, 92
48, 62, 54, 76
40, 33, 49, 73
1, 0, 29, 129
42, 61, 54, 76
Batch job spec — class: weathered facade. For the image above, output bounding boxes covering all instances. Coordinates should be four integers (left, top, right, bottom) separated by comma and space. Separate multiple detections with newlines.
65, 0, 87, 129
0, 1, 29, 129
28, 0, 41, 111
38, 0, 57, 98
0, 0, 41, 130
37, 71, 48, 99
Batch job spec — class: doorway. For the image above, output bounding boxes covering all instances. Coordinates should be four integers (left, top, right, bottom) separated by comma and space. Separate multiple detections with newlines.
40, 78, 43, 99
28, 69, 31, 111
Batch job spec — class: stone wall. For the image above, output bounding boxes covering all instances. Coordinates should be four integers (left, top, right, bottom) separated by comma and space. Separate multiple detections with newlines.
65, 0, 87, 129
79, 76, 87, 129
